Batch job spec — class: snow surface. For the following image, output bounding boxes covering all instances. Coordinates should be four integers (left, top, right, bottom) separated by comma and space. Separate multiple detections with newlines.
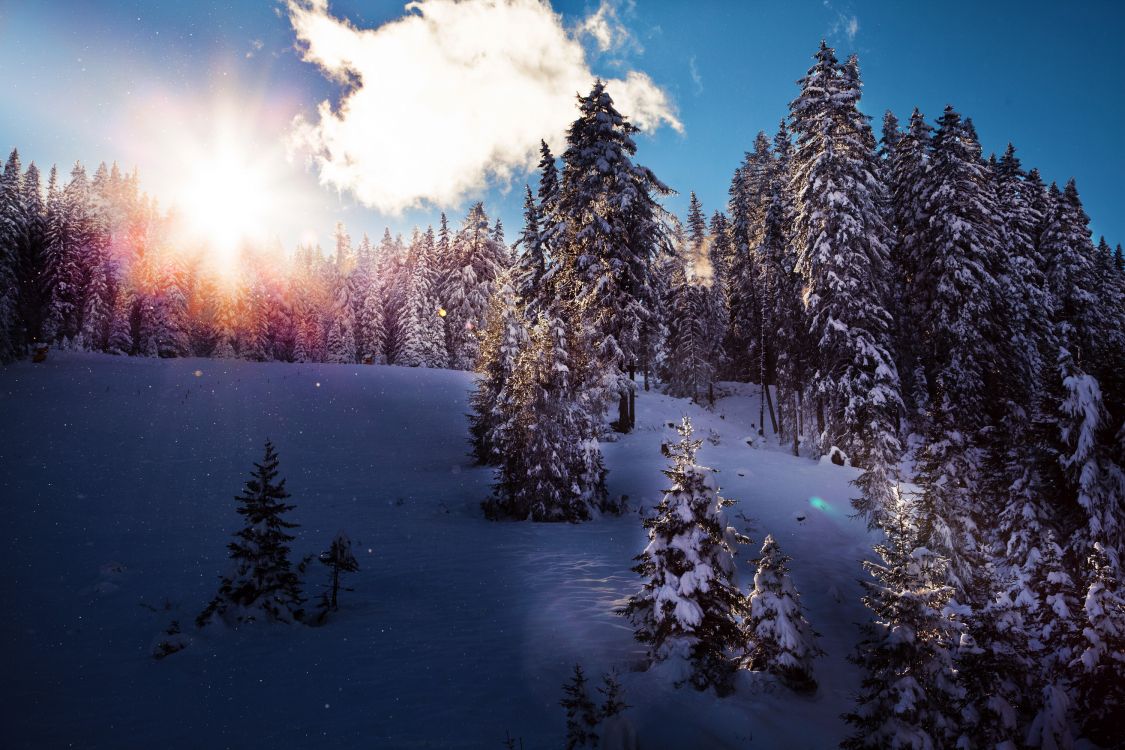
0, 355, 879, 748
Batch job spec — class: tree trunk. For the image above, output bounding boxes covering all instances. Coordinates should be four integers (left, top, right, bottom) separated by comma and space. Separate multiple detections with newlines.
759, 382, 766, 437
765, 382, 778, 435
628, 388, 636, 430
643, 364, 649, 392
617, 391, 631, 434
792, 391, 801, 457
816, 396, 825, 440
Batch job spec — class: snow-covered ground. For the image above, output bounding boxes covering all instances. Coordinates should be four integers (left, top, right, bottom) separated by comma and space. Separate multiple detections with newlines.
0, 354, 878, 748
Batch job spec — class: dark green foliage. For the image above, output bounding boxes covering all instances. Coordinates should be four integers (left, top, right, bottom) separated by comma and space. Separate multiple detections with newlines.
197, 440, 304, 627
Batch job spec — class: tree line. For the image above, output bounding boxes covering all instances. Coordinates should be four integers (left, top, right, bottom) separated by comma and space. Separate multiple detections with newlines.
0, 157, 510, 369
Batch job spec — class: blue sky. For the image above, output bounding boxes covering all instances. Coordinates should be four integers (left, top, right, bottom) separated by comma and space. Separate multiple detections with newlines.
1, 0, 1122, 251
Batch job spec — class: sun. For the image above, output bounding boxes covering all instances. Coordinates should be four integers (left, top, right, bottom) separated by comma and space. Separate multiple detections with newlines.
178, 147, 271, 263
172, 130, 274, 275
148, 98, 291, 278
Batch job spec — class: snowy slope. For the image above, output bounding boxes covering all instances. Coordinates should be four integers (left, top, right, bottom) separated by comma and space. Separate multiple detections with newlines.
0, 354, 878, 749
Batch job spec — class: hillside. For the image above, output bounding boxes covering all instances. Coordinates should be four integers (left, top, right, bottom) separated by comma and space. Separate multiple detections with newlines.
0, 354, 877, 748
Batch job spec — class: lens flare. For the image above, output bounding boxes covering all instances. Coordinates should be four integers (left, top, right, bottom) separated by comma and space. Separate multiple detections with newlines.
809, 496, 833, 513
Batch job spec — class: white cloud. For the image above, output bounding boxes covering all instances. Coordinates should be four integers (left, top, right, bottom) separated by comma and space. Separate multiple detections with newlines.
688, 55, 703, 95
576, 0, 641, 55
285, 0, 681, 215
845, 16, 859, 42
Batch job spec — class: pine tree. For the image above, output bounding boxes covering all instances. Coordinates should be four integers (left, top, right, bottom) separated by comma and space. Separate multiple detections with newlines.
484, 313, 604, 521
326, 318, 353, 364
0, 149, 25, 361
724, 132, 772, 383
397, 230, 446, 368
1071, 542, 1125, 745
554, 80, 672, 433
513, 185, 548, 318
468, 276, 527, 464
744, 534, 822, 692
560, 664, 599, 750
661, 262, 714, 401
597, 671, 628, 719
14, 162, 53, 353
315, 531, 359, 621
198, 441, 304, 627
1024, 530, 1082, 750
621, 417, 747, 694
843, 516, 962, 749
443, 203, 506, 370
787, 43, 902, 526
198, 443, 303, 625
885, 109, 934, 427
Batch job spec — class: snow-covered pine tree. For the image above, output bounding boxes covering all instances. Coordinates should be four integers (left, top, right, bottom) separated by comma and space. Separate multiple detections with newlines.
1024, 529, 1082, 750
326, 317, 353, 364
13, 162, 54, 354
560, 664, 599, 750
512, 185, 548, 319
1071, 542, 1125, 745
443, 203, 507, 370
762, 121, 811, 457
884, 109, 933, 428
0, 149, 25, 361
1056, 348, 1124, 567
80, 256, 115, 351
348, 232, 373, 359
106, 287, 133, 355
554, 80, 672, 433
398, 230, 447, 368
484, 312, 605, 521
952, 575, 1030, 749
534, 140, 562, 298
315, 531, 359, 621
1041, 180, 1102, 371
724, 132, 772, 383
468, 275, 527, 465
842, 514, 962, 749
197, 440, 304, 627
787, 43, 902, 527
621, 417, 747, 694
744, 534, 822, 692
661, 262, 713, 401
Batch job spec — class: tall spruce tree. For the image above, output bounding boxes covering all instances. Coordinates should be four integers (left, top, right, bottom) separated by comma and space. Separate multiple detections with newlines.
787, 42, 902, 526
0, 149, 25, 361
554, 80, 672, 433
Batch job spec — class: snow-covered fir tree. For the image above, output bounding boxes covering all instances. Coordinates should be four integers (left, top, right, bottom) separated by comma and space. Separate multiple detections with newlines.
787, 43, 902, 527
554, 80, 672, 433
843, 515, 962, 749
621, 417, 747, 694
483, 312, 605, 521
468, 275, 527, 465
197, 440, 304, 627
744, 534, 822, 692
0, 150, 26, 361
443, 202, 507, 370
